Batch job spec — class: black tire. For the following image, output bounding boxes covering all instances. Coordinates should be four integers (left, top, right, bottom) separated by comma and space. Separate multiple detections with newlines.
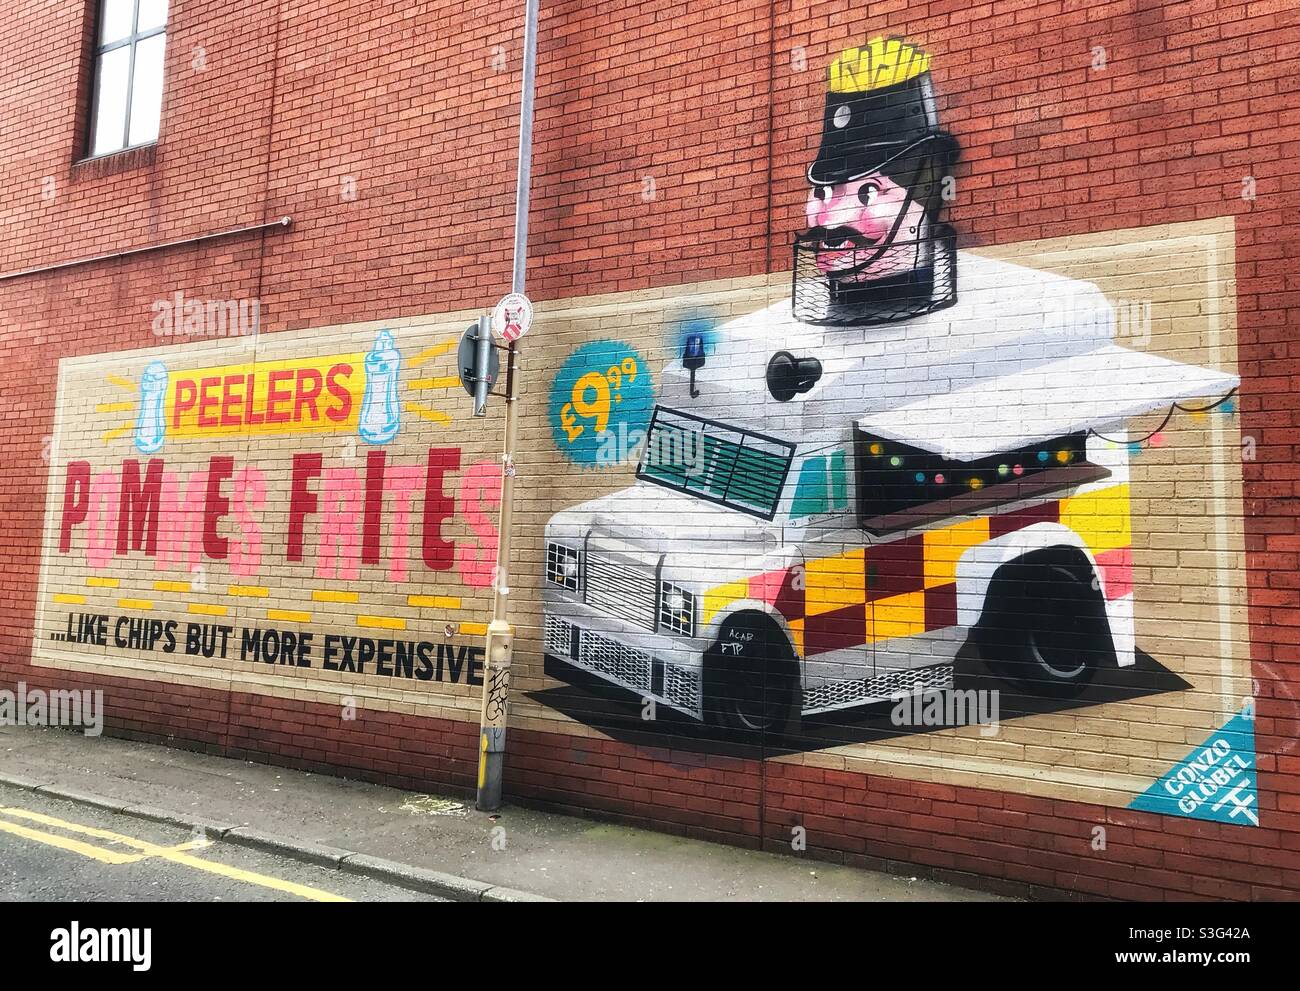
972, 546, 1115, 699
704, 612, 799, 737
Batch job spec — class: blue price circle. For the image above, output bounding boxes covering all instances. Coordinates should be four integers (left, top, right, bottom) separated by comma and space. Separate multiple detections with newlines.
548, 340, 654, 467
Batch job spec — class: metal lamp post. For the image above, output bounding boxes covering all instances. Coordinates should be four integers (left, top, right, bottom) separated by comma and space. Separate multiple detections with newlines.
475, 0, 540, 812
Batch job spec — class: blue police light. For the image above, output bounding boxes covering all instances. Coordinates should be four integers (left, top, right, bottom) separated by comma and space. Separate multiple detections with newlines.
682, 333, 706, 397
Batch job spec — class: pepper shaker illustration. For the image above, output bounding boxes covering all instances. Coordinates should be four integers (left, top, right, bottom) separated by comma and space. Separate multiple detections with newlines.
358, 330, 401, 444
133, 361, 169, 454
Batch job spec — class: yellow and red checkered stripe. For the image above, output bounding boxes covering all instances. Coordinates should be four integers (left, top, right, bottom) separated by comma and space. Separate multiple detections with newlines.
703, 485, 1133, 658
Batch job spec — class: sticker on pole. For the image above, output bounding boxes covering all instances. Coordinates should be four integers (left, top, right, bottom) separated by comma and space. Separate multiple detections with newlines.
492, 293, 533, 343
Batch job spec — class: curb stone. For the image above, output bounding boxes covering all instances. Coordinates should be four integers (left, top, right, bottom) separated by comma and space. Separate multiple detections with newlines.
121, 803, 237, 837
0, 771, 556, 902
34, 783, 133, 814
339, 854, 495, 901
0, 774, 52, 792
225, 826, 352, 868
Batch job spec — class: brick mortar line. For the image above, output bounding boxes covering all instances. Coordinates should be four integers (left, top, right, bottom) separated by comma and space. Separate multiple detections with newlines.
0, 772, 553, 903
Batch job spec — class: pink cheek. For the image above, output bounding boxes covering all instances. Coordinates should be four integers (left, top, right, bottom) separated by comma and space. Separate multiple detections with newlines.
873, 192, 912, 223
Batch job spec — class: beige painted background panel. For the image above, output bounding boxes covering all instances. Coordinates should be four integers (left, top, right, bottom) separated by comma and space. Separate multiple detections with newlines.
34, 307, 505, 713
33, 218, 1249, 809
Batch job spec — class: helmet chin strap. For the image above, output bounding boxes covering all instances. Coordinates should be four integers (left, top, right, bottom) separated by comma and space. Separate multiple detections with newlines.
825, 155, 935, 281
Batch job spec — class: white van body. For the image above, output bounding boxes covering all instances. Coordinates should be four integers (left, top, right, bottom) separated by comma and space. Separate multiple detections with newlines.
542, 253, 1238, 721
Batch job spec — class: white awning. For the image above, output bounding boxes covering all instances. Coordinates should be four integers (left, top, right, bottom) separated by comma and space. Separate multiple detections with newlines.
856, 345, 1239, 462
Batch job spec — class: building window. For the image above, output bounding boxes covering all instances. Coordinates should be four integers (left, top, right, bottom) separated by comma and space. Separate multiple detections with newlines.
88, 0, 169, 157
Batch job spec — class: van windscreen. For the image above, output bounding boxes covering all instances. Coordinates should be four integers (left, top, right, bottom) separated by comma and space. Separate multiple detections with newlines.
637, 406, 795, 521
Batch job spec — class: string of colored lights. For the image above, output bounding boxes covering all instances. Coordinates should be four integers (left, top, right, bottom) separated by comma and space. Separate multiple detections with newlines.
865, 438, 1084, 491
1086, 387, 1239, 446
862, 388, 1239, 496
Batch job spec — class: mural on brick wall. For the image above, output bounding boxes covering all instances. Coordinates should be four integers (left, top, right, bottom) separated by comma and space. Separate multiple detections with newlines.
534, 38, 1257, 827
29, 35, 1260, 832
35, 321, 508, 715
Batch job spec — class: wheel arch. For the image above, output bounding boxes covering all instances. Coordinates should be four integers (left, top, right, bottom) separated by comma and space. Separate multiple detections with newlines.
956, 522, 1119, 666
955, 523, 1099, 628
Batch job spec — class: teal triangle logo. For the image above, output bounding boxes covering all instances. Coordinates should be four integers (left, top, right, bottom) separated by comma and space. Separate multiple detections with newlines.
1129, 707, 1258, 827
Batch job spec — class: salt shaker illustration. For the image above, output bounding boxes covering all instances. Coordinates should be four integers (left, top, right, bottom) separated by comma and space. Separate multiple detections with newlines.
358, 330, 401, 444
133, 361, 169, 454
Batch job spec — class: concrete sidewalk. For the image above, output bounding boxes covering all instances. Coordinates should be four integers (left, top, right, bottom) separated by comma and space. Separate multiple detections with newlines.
0, 724, 1004, 902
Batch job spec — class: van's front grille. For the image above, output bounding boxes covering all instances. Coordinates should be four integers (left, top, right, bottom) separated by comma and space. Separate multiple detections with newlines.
583, 551, 657, 631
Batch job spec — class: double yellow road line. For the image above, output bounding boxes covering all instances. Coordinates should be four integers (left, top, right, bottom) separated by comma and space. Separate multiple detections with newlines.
0, 806, 349, 902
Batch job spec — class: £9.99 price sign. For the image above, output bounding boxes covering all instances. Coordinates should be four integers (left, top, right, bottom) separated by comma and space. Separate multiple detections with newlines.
548, 340, 654, 467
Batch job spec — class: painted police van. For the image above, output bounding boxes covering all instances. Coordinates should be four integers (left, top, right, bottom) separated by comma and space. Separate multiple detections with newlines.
541, 251, 1239, 736
542, 36, 1239, 736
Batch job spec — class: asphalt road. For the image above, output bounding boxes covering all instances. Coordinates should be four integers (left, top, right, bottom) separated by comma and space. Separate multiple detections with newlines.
0, 784, 440, 902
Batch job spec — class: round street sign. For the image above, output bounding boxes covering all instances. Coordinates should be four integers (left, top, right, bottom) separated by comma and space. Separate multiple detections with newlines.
458, 323, 500, 397
492, 292, 533, 343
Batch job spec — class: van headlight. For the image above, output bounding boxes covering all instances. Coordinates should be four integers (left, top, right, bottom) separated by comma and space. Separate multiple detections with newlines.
659, 582, 695, 637
546, 542, 580, 592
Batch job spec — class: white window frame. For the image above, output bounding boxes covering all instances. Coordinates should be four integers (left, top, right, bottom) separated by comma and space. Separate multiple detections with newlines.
88, 0, 168, 157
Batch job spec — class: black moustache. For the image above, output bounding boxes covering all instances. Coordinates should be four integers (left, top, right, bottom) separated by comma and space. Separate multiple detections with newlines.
807, 226, 879, 250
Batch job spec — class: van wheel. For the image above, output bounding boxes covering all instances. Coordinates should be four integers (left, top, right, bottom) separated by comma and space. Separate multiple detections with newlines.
704, 612, 799, 737
973, 546, 1114, 699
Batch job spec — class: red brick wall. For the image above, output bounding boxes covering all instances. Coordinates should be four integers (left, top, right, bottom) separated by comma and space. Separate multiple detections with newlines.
2, 0, 1299, 899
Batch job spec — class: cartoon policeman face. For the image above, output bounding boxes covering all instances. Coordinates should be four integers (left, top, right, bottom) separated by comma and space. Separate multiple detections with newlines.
804, 171, 928, 282
791, 38, 960, 324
